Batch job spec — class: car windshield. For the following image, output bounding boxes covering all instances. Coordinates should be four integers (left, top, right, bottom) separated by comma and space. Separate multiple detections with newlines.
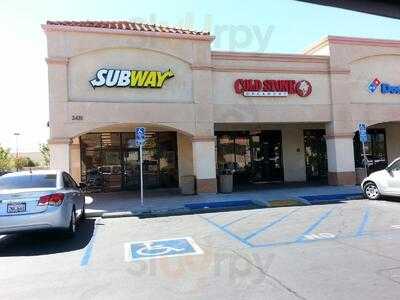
0, 174, 57, 190
389, 159, 400, 171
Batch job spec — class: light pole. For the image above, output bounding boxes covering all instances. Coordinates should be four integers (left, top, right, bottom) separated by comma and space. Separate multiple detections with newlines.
14, 133, 20, 171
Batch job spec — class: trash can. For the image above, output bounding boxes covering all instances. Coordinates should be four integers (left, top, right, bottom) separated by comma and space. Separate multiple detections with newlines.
355, 167, 367, 185
219, 174, 233, 193
180, 175, 195, 195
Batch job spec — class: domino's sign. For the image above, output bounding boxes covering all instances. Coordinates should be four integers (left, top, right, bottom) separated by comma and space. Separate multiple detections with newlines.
368, 78, 400, 95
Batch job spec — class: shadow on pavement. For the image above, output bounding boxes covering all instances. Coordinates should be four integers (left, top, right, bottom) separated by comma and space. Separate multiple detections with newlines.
0, 218, 95, 257
380, 196, 400, 202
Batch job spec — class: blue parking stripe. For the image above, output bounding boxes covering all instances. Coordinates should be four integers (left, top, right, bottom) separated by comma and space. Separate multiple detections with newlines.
295, 208, 334, 242
243, 208, 301, 241
199, 215, 253, 247
355, 208, 370, 236
80, 222, 99, 267
221, 212, 258, 228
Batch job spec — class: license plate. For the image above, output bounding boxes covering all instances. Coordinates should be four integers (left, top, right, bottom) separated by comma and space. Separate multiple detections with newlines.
7, 203, 26, 214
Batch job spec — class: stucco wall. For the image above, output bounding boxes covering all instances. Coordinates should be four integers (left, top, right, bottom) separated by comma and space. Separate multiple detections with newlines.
386, 124, 400, 163
49, 143, 69, 172
69, 143, 81, 183
211, 52, 332, 124
328, 38, 400, 131
44, 27, 400, 187
45, 30, 213, 139
68, 48, 193, 103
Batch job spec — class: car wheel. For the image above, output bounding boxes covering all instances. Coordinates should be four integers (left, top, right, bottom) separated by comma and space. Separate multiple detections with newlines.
364, 182, 381, 200
65, 208, 77, 238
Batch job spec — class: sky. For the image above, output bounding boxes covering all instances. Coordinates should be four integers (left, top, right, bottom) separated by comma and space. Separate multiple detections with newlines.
0, 0, 399, 153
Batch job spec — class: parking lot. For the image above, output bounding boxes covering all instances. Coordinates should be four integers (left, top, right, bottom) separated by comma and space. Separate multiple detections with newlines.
2, 199, 400, 299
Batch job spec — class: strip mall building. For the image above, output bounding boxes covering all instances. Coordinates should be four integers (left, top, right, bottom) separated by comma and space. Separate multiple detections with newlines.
43, 21, 400, 193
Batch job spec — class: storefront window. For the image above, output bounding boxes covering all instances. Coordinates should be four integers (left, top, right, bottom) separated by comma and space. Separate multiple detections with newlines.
304, 129, 328, 182
216, 131, 283, 186
80, 132, 178, 192
217, 134, 235, 173
354, 129, 387, 173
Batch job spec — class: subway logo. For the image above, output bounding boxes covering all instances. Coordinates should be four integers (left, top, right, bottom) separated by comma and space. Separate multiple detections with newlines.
90, 68, 174, 89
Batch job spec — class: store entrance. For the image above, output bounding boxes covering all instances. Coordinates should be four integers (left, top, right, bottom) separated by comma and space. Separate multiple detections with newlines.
122, 147, 140, 190
250, 131, 283, 182
122, 132, 162, 190
216, 130, 283, 188
304, 129, 328, 182
80, 131, 179, 192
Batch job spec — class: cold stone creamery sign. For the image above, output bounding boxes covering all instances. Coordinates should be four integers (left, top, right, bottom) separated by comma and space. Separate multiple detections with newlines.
90, 69, 174, 89
234, 79, 312, 97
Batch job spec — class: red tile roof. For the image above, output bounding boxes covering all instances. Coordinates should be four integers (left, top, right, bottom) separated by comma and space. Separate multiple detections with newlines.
46, 20, 210, 36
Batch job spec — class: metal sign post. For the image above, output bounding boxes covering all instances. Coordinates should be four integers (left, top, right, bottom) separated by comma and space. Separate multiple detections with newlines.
358, 123, 368, 175
135, 127, 146, 206
139, 144, 143, 205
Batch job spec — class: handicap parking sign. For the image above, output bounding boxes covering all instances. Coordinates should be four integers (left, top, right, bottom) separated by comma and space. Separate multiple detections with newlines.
135, 127, 146, 146
124, 237, 203, 261
358, 123, 368, 143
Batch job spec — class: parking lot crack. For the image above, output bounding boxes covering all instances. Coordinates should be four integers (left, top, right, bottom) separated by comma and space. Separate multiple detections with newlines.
334, 239, 400, 264
231, 250, 307, 300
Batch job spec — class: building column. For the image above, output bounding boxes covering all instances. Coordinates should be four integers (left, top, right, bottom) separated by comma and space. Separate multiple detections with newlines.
192, 136, 217, 193
177, 132, 194, 189
326, 134, 356, 185
69, 138, 81, 183
49, 138, 71, 173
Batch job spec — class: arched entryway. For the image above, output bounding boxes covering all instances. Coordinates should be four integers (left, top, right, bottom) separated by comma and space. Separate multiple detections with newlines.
353, 121, 400, 175
68, 123, 194, 193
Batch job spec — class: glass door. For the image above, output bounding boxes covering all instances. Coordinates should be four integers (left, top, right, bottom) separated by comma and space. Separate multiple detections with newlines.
122, 134, 139, 190
142, 133, 160, 189
353, 129, 387, 174
304, 129, 328, 182
261, 131, 283, 182
249, 131, 283, 182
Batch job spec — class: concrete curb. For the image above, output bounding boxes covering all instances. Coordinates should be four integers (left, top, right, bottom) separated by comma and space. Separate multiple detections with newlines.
85, 193, 365, 219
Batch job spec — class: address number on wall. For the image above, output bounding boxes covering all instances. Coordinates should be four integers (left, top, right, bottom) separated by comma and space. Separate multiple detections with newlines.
72, 115, 83, 121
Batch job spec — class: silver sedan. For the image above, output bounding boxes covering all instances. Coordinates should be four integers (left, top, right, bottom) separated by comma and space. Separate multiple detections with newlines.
0, 170, 85, 237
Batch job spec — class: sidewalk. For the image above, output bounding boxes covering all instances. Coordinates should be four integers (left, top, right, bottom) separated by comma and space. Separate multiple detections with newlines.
85, 185, 363, 218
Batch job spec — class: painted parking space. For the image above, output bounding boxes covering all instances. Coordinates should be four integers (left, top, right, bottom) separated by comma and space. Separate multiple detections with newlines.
200, 200, 400, 249
248, 207, 331, 245
124, 237, 203, 261
80, 218, 103, 267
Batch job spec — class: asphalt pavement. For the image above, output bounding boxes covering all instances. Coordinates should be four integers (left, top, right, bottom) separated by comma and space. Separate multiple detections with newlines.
1, 199, 400, 299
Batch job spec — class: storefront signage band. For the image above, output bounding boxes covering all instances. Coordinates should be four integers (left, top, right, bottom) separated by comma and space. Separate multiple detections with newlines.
368, 78, 400, 95
90, 68, 174, 89
234, 79, 312, 97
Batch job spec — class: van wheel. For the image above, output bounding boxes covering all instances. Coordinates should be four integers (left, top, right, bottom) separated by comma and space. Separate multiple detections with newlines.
364, 182, 380, 200
65, 209, 77, 238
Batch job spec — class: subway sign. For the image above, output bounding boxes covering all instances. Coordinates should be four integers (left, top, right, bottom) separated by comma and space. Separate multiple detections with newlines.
90, 68, 174, 89
368, 78, 400, 95
234, 79, 312, 97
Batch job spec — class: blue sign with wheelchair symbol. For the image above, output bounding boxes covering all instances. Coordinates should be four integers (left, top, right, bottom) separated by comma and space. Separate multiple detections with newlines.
135, 127, 146, 146
358, 123, 368, 143
125, 237, 203, 261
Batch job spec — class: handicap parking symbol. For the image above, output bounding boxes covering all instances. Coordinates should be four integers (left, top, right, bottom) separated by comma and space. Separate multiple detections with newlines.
125, 237, 203, 261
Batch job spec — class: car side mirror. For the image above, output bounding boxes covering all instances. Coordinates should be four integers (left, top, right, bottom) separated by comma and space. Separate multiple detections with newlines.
386, 168, 393, 176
